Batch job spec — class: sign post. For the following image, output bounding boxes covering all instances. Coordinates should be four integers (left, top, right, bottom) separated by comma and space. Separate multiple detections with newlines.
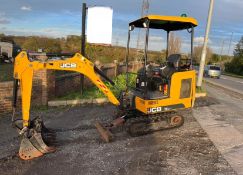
81, 3, 87, 95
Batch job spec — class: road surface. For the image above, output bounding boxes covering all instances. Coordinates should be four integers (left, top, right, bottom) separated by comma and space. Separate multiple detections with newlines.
205, 75, 243, 94
194, 83, 243, 174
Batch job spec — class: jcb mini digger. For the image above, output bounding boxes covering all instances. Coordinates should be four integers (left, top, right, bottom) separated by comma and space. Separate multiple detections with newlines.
95, 15, 198, 141
12, 15, 197, 160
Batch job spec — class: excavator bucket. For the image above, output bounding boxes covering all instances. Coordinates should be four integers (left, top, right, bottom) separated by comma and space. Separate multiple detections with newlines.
18, 117, 56, 160
95, 122, 113, 143
19, 136, 43, 160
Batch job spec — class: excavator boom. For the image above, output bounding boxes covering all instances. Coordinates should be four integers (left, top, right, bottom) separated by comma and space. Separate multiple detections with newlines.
13, 51, 120, 160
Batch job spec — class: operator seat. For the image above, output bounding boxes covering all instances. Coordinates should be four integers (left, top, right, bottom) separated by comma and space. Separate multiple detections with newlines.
160, 54, 181, 79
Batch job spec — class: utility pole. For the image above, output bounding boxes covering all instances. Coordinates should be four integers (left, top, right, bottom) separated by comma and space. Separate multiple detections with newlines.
81, 3, 87, 95
197, 0, 214, 88
219, 39, 225, 62
220, 39, 225, 55
227, 32, 233, 55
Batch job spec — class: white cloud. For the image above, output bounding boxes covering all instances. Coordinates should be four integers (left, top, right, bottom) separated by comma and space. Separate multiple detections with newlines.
149, 36, 163, 42
0, 13, 10, 24
223, 0, 243, 5
194, 37, 204, 43
0, 18, 10, 24
0, 26, 79, 38
194, 36, 212, 44
21, 6, 32, 11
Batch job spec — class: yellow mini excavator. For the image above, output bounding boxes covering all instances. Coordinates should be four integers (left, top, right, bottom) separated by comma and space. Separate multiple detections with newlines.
12, 14, 198, 160
95, 15, 198, 141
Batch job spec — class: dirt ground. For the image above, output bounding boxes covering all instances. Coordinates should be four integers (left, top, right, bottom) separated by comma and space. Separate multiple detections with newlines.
0, 97, 236, 175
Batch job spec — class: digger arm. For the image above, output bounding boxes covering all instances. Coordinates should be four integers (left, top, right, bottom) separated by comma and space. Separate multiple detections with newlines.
13, 51, 120, 128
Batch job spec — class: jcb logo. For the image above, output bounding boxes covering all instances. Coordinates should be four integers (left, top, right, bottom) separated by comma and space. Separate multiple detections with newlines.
148, 107, 162, 113
60, 63, 77, 68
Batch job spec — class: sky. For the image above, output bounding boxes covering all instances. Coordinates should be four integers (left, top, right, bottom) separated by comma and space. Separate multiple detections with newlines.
0, 0, 243, 55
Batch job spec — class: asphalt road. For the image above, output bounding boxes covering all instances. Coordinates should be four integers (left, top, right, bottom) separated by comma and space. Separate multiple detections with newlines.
194, 83, 243, 174
205, 75, 243, 94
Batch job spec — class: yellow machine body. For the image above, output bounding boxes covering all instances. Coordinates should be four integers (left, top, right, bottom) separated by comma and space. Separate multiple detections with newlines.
134, 70, 196, 114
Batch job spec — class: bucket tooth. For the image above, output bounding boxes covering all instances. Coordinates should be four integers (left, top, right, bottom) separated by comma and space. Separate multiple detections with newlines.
19, 136, 43, 160
95, 122, 113, 143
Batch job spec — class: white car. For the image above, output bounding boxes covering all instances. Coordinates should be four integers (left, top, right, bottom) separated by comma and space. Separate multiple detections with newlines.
204, 65, 221, 79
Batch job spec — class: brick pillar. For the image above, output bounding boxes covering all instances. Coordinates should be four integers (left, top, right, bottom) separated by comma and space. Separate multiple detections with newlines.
32, 55, 55, 106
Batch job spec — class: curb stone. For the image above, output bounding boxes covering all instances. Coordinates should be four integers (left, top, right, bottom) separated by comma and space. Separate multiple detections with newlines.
205, 79, 243, 97
195, 93, 207, 98
48, 98, 109, 107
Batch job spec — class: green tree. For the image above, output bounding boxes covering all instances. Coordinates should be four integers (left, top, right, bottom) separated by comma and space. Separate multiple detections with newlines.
22, 37, 61, 53
234, 37, 243, 58
0, 33, 5, 39
64, 35, 81, 52
168, 32, 181, 55
225, 36, 243, 75
193, 45, 213, 64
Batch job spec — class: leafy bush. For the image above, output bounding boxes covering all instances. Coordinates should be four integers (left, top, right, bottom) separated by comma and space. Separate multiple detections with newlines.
57, 73, 137, 100
106, 73, 136, 96
225, 58, 243, 76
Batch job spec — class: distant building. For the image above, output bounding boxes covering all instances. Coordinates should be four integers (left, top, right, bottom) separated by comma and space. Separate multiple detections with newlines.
0, 41, 21, 63
0, 41, 13, 58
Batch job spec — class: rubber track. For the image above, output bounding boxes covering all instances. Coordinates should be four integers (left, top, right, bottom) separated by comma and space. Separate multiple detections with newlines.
125, 111, 183, 136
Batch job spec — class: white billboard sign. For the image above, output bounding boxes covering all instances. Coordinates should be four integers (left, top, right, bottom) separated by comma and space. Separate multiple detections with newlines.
87, 6, 113, 45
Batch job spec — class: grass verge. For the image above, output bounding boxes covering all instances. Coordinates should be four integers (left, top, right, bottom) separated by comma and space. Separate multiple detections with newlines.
222, 72, 243, 79
57, 86, 105, 100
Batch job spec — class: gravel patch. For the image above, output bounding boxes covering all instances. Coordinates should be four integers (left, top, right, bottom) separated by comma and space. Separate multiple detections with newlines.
0, 100, 236, 175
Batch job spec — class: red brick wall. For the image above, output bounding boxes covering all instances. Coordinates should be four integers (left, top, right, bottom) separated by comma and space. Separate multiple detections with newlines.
55, 73, 82, 97
0, 68, 55, 115
32, 69, 55, 105
0, 81, 14, 115
0, 57, 77, 115
0, 81, 21, 115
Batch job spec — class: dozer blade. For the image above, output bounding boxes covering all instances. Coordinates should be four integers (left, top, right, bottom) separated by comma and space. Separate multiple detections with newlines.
95, 122, 113, 143
19, 136, 43, 160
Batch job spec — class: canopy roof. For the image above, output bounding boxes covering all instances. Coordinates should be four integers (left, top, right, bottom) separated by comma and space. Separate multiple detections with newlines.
129, 15, 198, 31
